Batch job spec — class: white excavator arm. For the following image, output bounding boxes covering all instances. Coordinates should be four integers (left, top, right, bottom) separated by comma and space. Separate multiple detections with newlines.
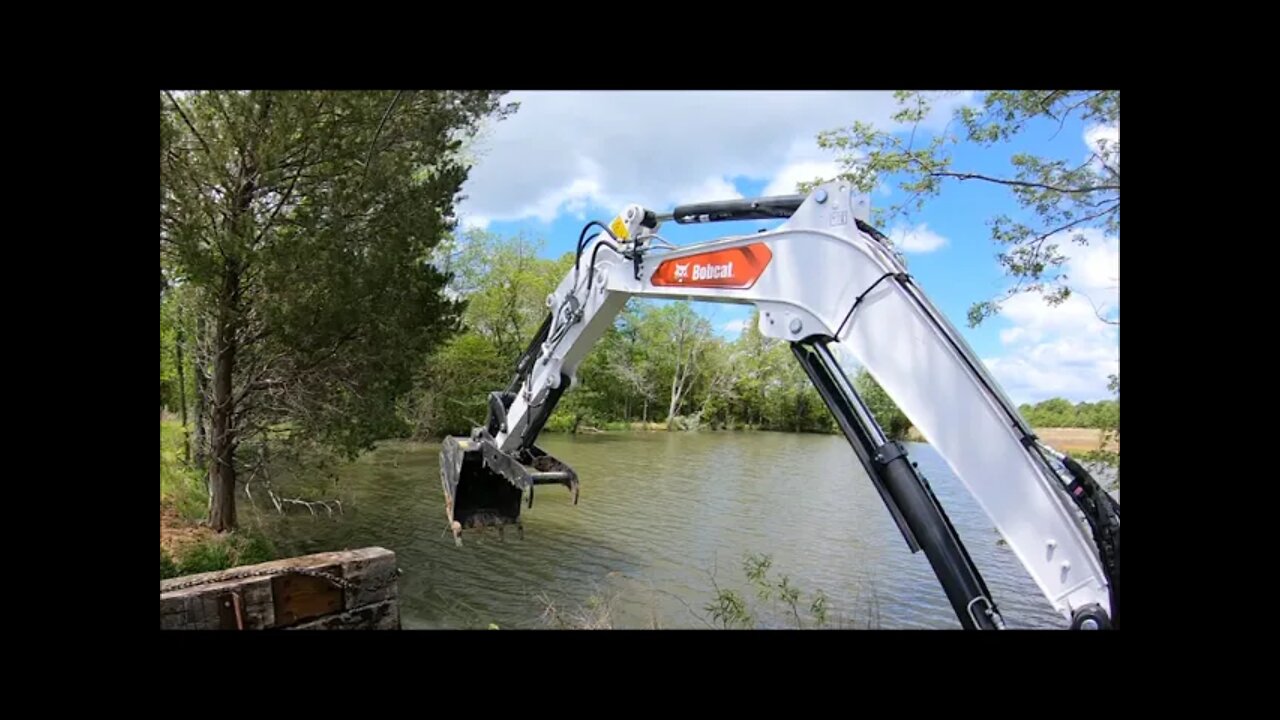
439, 182, 1120, 631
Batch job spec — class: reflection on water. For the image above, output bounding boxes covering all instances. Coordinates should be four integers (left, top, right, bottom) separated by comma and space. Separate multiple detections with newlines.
252, 431, 1072, 629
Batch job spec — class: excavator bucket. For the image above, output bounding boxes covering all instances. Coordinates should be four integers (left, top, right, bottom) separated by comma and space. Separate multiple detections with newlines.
440, 433, 579, 546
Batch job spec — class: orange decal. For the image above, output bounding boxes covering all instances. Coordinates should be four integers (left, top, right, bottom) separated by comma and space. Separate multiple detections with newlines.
650, 243, 772, 290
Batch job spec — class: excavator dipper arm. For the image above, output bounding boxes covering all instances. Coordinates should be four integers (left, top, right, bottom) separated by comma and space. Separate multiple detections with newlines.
439, 182, 1119, 630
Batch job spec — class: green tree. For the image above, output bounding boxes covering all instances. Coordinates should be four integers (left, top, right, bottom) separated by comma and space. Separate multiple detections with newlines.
160, 283, 202, 461
637, 302, 717, 429
758, 341, 831, 433
815, 91, 1119, 328
446, 230, 573, 362
853, 369, 911, 440
1081, 376, 1120, 490
606, 304, 657, 423
1106, 374, 1119, 488
694, 340, 742, 429
160, 291, 179, 410
414, 230, 581, 437
408, 332, 506, 437
160, 90, 515, 531
729, 311, 770, 428
1027, 397, 1076, 427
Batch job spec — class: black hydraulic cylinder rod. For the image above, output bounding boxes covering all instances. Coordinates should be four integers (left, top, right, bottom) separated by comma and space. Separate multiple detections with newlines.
669, 194, 805, 224
795, 339, 1003, 630
791, 342, 920, 553
873, 440, 1002, 630
506, 313, 553, 394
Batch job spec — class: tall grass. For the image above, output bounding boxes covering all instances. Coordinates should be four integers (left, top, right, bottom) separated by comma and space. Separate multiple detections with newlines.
704, 553, 874, 629
160, 419, 206, 522
160, 418, 277, 579
160, 534, 276, 579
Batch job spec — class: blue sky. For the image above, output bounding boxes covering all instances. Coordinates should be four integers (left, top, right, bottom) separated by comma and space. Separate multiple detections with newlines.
452, 91, 1119, 405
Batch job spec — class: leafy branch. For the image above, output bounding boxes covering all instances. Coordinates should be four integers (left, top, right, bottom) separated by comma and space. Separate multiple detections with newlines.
815, 90, 1119, 328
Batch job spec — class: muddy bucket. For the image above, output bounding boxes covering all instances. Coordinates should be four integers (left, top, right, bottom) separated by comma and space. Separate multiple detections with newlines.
440, 434, 579, 545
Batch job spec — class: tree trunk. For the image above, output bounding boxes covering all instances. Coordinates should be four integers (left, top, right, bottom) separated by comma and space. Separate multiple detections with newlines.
643, 397, 648, 424
193, 314, 208, 474
176, 324, 190, 464
207, 133, 260, 530
667, 370, 681, 430
208, 266, 240, 532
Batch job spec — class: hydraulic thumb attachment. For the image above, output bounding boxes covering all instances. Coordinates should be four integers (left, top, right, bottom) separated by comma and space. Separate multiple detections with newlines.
440, 433, 579, 546
439, 316, 582, 546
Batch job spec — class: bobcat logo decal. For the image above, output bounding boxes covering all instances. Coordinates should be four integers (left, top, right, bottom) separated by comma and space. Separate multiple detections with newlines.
651, 243, 773, 290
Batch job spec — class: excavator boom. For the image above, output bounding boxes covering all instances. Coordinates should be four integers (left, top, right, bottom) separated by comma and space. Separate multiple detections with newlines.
439, 182, 1119, 630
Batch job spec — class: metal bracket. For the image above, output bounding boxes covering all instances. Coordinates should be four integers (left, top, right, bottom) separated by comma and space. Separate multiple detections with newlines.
967, 596, 1006, 629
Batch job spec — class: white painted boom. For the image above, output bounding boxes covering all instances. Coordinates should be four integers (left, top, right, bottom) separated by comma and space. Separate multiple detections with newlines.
478, 182, 1117, 628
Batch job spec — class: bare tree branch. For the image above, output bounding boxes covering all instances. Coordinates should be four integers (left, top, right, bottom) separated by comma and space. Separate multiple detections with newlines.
931, 170, 1119, 195
1094, 152, 1120, 180
278, 496, 343, 517
360, 91, 404, 191
252, 140, 312, 247
1078, 289, 1120, 326
164, 91, 215, 161
1031, 201, 1121, 244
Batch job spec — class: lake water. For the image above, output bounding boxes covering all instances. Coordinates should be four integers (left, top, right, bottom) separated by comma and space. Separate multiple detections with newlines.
251, 431, 1075, 629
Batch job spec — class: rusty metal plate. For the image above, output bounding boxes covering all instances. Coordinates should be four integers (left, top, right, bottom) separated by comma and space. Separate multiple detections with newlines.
218, 593, 240, 630
272, 568, 344, 627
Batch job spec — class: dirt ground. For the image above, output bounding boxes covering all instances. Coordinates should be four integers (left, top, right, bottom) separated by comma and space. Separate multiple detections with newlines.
1034, 427, 1118, 453
907, 426, 1117, 453
160, 503, 214, 557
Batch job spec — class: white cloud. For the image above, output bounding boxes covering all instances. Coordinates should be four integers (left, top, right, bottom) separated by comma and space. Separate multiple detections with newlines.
458, 91, 975, 224
980, 115, 1119, 406
985, 229, 1119, 404
762, 159, 843, 197
888, 222, 949, 253
460, 215, 490, 231
1084, 122, 1119, 175
721, 319, 747, 335
678, 176, 744, 206
983, 350, 1116, 405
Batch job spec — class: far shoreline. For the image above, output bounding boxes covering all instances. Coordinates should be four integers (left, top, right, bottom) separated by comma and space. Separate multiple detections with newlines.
540, 422, 1119, 455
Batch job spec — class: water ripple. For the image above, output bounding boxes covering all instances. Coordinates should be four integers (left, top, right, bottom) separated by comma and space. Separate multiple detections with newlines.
255, 432, 1068, 630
